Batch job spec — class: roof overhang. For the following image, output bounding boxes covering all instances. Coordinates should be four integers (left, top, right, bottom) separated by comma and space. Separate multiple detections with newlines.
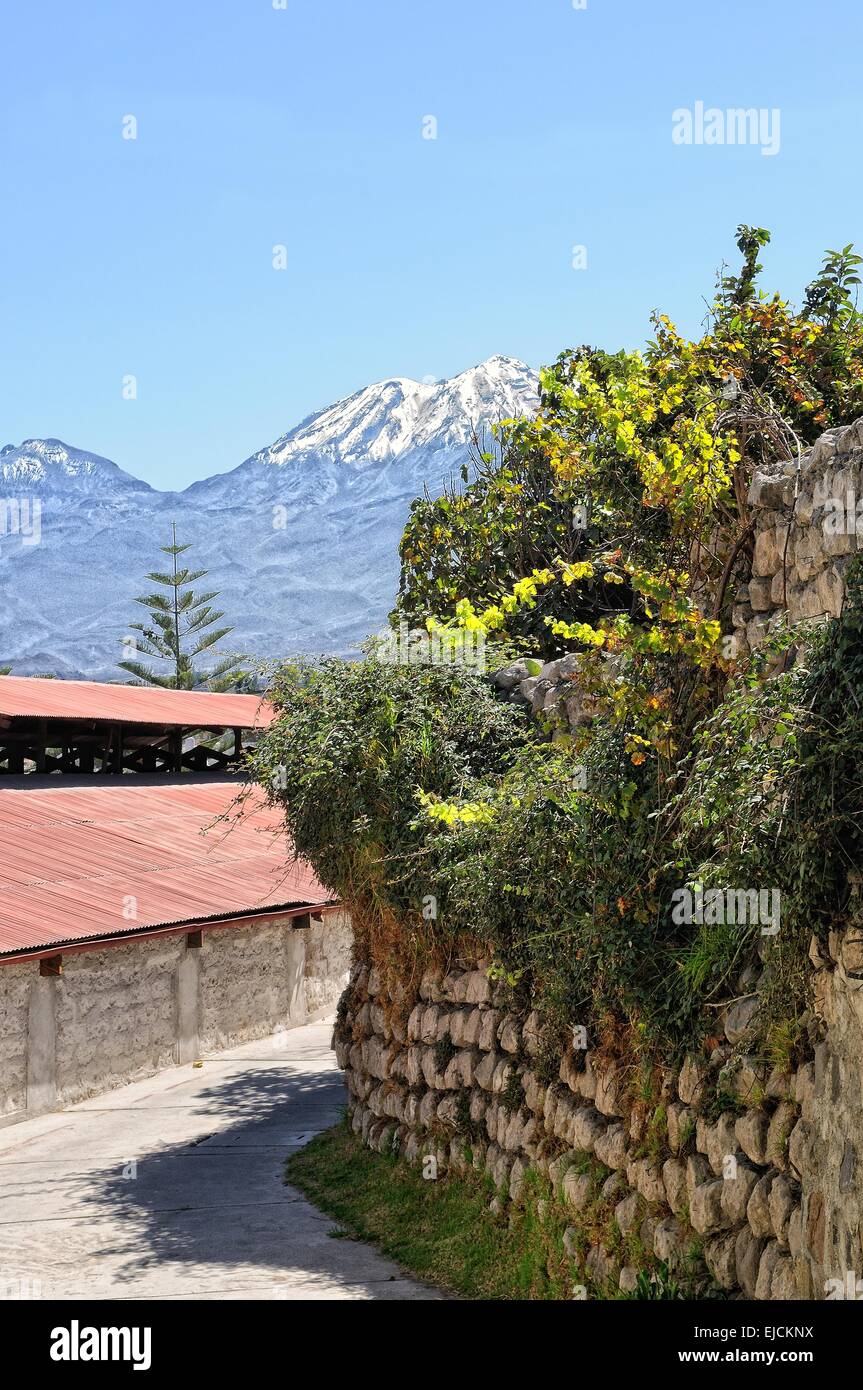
0, 900, 338, 966
0, 675, 275, 729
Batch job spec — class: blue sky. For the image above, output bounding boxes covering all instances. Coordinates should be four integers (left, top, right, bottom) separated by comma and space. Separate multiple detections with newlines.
1, 0, 861, 488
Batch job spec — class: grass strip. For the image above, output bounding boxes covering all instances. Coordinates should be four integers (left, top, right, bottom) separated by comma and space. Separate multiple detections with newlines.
285, 1120, 576, 1300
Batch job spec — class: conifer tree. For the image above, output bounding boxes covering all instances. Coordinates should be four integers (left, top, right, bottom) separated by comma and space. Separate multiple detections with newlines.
118, 523, 246, 691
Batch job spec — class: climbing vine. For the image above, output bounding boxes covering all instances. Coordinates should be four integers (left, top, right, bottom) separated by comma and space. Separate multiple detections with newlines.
253, 229, 863, 1064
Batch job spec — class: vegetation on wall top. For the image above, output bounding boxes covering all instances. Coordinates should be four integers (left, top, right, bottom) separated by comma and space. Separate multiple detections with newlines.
252, 229, 863, 1069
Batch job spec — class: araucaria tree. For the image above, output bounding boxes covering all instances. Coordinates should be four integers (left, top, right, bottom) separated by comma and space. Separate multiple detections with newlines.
119, 523, 246, 691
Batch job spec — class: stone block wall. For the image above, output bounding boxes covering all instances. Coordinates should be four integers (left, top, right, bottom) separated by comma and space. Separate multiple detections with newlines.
332, 417, 863, 1298
336, 946, 863, 1300
492, 417, 863, 704
805, 923, 863, 1294
732, 416, 863, 655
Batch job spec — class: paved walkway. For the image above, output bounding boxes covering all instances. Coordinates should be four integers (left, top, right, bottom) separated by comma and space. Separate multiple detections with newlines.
0, 1020, 442, 1300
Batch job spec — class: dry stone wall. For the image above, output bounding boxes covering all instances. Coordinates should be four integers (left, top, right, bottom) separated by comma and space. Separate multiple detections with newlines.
494, 416, 863, 711
333, 418, 863, 1299
336, 939, 863, 1300
491, 650, 615, 734
805, 917, 863, 1297
732, 416, 863, 655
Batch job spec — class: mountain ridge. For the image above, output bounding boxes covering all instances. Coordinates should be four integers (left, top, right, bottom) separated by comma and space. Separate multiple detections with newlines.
0, 356, 538, 678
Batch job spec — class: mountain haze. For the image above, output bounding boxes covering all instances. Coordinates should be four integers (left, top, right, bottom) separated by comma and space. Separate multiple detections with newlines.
0, 357, 538, 678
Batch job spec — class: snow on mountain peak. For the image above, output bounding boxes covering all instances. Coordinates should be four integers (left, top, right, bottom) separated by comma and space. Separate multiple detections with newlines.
1, 354, 539, 679
253, 355, 537, 471
0, 438, 153, 495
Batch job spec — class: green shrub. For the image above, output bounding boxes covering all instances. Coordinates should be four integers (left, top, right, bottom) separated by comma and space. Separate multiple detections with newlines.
246, 653, 533, 965
251, 230, 863, 1066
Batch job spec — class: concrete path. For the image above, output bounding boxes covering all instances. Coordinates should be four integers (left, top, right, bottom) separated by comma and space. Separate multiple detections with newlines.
0, 1020, 442, 1300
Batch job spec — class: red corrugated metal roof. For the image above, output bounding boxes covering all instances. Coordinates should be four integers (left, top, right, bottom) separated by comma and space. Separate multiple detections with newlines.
0, 779, 329, 957
0, 676, 274, 729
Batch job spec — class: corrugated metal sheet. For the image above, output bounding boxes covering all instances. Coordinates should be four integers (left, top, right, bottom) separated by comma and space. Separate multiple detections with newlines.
0, 780, 329, 956
0, 675, 274, 728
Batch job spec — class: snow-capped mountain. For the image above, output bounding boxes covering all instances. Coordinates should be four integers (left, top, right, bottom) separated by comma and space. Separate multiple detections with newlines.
186, 355, 536, 503
0, 438, 154, 499
0, 357, 538, 679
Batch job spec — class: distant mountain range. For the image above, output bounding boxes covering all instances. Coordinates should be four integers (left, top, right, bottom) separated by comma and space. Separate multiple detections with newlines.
0, 356, 538, 679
